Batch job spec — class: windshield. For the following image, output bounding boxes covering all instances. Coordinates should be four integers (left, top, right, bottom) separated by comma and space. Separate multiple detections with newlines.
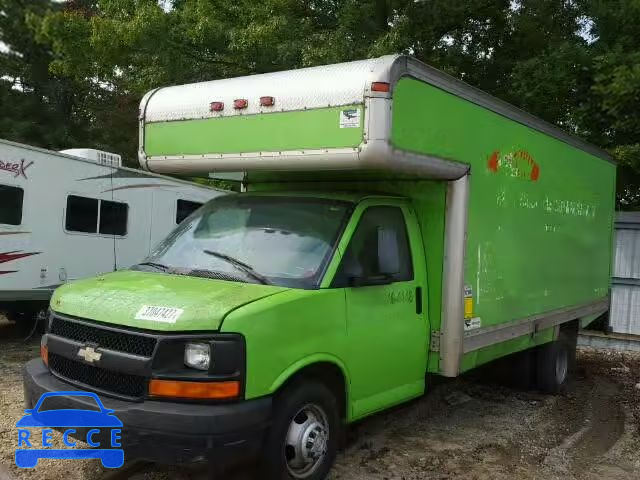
140, 195, 352, 288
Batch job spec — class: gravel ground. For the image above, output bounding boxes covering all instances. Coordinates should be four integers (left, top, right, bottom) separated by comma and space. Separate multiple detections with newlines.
1, 317, 639, 480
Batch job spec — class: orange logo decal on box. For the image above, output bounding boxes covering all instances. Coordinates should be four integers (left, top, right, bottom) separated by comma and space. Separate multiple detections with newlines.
488, 150, 539, 181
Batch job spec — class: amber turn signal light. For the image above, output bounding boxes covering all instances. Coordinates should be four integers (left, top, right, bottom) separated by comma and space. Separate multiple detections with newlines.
40, 343, 48, 367
371, 82, 390, 92
149, 379, 240, 400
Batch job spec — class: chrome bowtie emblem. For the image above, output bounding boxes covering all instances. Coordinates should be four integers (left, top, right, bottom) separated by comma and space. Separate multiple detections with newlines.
77, 346, 102, 363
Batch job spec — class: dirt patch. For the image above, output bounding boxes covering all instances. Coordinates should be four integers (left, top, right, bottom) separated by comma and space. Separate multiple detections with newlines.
0, 319, 639, 480
0, 319, 109, 480
329, 348, 640, 480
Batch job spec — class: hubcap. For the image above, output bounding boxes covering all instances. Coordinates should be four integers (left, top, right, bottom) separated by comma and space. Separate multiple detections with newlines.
284, 404, 329, 479
556, 347, 568, 384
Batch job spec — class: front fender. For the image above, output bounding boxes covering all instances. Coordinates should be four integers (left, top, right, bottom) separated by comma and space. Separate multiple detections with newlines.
269, 353, 352, 419
269, 353, 351, 394
220, 289, 350, 416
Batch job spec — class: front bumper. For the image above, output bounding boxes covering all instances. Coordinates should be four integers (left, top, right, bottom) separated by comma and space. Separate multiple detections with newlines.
23, 359, 272, 467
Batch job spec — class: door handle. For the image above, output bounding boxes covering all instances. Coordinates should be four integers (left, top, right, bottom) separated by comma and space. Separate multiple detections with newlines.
415, 286, 423, 315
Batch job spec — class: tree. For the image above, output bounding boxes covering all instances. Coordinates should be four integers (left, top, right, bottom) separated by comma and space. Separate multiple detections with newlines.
6, 0, 640, 205
0, 0, 101, 151
574, 0, 640, 207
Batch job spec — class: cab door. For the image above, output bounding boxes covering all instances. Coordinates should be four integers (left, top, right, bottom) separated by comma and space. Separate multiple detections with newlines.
331, 200, 428, 419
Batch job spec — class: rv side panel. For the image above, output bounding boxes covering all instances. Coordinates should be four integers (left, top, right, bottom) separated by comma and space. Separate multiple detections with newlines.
0, 139, 226, 310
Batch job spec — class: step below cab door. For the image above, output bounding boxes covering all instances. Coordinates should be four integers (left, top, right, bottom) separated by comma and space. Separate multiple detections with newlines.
330, 199, 428, 419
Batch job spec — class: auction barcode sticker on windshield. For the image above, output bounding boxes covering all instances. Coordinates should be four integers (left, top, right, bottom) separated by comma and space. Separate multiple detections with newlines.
135, 305, 183, 323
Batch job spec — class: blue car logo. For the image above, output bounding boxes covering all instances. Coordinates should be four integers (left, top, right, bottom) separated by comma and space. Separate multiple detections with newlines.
15, 391, 124, 468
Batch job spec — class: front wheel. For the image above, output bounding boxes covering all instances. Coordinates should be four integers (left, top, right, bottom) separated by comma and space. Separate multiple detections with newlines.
261, 381, 339, 480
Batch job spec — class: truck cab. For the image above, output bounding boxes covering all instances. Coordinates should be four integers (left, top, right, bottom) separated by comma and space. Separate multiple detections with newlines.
26, 191, 433, 478
23, 55, 614, 479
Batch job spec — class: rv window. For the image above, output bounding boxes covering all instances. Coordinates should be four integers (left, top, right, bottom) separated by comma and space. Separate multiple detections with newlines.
176, 199, 203, 224
66, 195, 99, 233
0, 185, 24, 225
100, 200, 128, 236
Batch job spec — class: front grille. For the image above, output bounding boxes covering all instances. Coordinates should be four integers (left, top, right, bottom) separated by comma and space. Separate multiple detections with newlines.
50, 316, 157, 357
49, 353, 147, 399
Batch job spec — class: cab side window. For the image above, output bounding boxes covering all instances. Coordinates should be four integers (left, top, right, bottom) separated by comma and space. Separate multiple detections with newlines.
332, 206, 412, 287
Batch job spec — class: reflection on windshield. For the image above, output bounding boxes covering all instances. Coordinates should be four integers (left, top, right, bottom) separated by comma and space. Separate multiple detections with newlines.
141, 196, 351, 289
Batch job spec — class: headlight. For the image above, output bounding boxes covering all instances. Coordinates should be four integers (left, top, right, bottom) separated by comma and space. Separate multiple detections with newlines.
184, 342, 211, 370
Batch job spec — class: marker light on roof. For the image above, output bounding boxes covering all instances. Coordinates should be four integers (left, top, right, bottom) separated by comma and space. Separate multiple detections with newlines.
371, 82, 390, 92
234, 99, 248, 109
260, 96, 275, 107
209, 101, 224, 112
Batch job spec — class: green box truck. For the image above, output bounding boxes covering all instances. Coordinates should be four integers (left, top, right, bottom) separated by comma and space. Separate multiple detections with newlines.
24, 55, 615, 479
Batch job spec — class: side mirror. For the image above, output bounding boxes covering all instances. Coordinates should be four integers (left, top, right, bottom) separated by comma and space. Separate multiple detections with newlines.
377, 227, 400, 276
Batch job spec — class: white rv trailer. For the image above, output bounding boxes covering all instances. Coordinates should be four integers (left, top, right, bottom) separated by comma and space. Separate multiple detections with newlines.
0, 138, 226, 322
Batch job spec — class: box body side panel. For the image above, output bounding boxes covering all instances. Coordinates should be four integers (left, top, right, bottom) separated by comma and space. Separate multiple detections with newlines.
392, 77, 616, 367
144, 106, 364, 156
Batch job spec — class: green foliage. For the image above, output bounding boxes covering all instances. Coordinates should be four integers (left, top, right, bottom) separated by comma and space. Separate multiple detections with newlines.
0, 0, 76, 147
1, 0, 640, 205
186, 176, 241, 192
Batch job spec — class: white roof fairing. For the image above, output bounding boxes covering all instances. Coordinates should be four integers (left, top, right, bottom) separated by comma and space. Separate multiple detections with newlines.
143, 56, 400, 123
139, 54, 611, 178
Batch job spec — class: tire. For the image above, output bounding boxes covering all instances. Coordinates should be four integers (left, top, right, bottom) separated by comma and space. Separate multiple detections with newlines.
535, 339, 570, 394
5, 303, 47, 335
559, 324, 578, 373
511, 348, 535, 390
261, 380, 340, 480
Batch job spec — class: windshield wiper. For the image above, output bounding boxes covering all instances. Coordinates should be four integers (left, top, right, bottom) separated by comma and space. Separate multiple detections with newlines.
134, 262, 170, 272
202, 250, 271, 285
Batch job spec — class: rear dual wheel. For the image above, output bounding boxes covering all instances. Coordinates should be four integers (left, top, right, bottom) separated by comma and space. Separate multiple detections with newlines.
536, 340, 569, 393
535, 326, 577, 394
